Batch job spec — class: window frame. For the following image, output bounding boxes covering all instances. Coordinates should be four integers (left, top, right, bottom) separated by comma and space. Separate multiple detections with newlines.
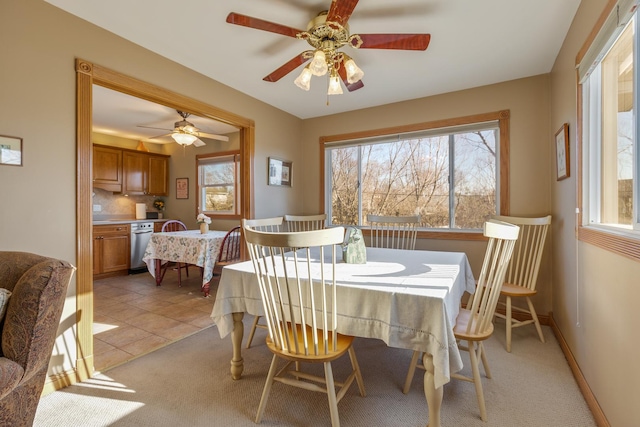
577, 0, 640, 261
196, 150, 241, 219
319, 110, 511, 241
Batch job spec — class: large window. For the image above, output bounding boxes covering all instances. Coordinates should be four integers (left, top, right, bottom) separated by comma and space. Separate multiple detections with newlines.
197, 151, 241, 217
323, 111, 510, 234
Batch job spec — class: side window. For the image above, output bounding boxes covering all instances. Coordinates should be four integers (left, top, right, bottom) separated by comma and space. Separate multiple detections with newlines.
197, 152, 241, 217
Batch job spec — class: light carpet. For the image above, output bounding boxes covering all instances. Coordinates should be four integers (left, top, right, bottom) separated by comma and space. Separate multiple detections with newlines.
34, 319, 596, 426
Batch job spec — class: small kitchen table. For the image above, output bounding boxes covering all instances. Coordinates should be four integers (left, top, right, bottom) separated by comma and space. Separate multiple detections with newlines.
143, 229, 226, 297
211, 246, 476, 427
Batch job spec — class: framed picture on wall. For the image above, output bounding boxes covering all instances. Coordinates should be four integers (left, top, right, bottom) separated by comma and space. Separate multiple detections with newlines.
176, 177, 189, 199
0, 135, 22, 166
268, 157, 292, 187
555, 123, 569, 181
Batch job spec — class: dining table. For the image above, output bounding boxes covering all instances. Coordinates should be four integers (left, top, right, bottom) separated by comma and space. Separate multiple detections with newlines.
143, 229, 227, 297
210, 246, 476, 427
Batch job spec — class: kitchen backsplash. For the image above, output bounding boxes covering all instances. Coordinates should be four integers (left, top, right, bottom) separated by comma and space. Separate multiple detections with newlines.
92, 188, 164, 218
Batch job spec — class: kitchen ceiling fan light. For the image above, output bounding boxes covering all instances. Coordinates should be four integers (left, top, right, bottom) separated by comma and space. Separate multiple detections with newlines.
327, 71, 343, 95
294, 66, 312, 91
309, 50, 328, 76
172, 132, 198, 146
344, 56, 364, 84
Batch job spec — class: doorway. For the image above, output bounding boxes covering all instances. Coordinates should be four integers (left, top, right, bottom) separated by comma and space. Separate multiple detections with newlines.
76, 59, 254, 379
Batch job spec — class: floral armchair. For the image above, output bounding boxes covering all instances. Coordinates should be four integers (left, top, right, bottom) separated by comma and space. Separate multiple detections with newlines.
0, 252, 74, 426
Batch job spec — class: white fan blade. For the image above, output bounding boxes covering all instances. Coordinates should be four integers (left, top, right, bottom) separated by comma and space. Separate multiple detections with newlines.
148, 132, 172, 139
198, 132, 229, 142
193, 138, 206, 147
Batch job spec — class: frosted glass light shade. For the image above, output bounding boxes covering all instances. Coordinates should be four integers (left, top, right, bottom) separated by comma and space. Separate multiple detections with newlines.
328, 74, 343, 95
172, 132, 197, 145
309, 50, 328, 76
294, 67, 312, 91
344, 58, 364, 83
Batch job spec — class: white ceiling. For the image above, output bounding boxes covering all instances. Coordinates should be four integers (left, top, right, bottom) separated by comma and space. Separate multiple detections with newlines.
46, 0, 581, 139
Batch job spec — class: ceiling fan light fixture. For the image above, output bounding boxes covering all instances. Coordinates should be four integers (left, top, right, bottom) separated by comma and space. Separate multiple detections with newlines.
327, 71, 343, 95
172, 132, 198, 146
294, 66, 313, 91
344, 56, 364, 84
309, 50, 328, 76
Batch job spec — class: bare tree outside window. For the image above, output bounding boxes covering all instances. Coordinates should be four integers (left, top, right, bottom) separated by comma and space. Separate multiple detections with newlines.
327, 127, 498, 230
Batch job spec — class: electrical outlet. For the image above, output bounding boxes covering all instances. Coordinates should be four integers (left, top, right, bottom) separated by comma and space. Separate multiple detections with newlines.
93, 204, 102, 212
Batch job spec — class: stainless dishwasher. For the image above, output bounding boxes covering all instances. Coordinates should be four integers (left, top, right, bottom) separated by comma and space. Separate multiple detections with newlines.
130, 222, 154, 273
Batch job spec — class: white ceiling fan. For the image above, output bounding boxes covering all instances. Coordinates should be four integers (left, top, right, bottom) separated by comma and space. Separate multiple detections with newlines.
139, 110, 230, 147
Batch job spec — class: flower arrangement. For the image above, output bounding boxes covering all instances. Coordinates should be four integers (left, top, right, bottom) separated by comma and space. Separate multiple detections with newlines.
197, 213, 211, 225
153, 199, 165, 211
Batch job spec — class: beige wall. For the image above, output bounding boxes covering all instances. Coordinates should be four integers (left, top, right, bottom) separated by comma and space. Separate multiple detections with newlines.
0, 0, 302, 378
300, 76, 554, 306
550, 0, 640, 426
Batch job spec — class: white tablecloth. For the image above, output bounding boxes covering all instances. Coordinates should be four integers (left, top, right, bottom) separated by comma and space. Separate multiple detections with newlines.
211, 247, 476, 389
143, 229, 226, 285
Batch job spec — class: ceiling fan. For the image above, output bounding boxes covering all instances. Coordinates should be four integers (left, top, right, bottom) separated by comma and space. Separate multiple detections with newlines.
226, 0, 431, 95
139, 110, 230, 147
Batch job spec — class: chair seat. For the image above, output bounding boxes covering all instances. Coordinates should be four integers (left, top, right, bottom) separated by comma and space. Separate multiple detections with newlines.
453, 309, 494, 342
266, 323, 355, 363
501, 282, 537, 297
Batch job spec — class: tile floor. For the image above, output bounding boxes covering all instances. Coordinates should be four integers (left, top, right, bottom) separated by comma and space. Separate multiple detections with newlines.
93, 266, 217, 372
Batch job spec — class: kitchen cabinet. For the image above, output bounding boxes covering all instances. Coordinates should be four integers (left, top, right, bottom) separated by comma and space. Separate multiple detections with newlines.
93, 145, 123, 192
93, 224, 130, 278
154, 221, 167, 233
123, 151, 170, 196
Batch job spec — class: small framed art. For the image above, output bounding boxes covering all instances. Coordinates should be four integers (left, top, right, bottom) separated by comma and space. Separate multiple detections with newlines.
268, 157, 292, 187
176, 177, 189, 199
555, 123, 569, 181
0, 135, 23, 166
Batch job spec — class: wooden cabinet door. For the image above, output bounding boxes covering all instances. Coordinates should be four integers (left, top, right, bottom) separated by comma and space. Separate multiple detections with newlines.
101, 234, 130, 273
123, 151, 148, 195
93, 236, 103, 275
147, 156, 169, 196
154, 221, 167, 233
93, 145, 122, 192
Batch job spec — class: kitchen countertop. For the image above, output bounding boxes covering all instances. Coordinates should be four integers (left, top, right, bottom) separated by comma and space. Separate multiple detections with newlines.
93, 218, 169, 225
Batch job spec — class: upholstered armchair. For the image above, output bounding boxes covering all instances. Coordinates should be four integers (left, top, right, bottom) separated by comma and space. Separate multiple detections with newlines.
0, 252, 75, 427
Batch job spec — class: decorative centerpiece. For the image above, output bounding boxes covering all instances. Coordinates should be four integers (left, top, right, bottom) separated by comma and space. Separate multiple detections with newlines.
197, 213, 211, 234
153, 198, 165, 218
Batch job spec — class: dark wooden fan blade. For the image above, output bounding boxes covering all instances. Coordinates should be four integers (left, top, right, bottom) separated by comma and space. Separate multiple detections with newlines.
337, 63, 364, 92
226, 12, 303, 38
357, 33, 431, 50
326, 0, 359, 26
263, 53, 310, 82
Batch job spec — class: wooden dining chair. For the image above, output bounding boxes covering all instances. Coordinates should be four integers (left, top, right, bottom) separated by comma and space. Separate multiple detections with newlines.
402, 219, 520, 422
159, 220, 190, 286
492, 214, 552, 352
213, 225, 242, 278
243, 217, 284, 349
367, 214, 420, 250
284, 213, 327, 231
243, 222, 366, 427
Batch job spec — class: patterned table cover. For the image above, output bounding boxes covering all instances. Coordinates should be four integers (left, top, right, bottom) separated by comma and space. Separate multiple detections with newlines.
143, 229, 227, 287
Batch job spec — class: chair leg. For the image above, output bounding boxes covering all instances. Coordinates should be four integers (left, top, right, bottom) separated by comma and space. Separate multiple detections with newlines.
403, 350, 421, 394
478, 341, 491, 379
255, 354, 279, 424
246, 315, 262, 349
324, 361, 341, 427
506, 295, 512, 352
348, 347, 366, 397
468, 341, 488, 422
526, 297, 545, 343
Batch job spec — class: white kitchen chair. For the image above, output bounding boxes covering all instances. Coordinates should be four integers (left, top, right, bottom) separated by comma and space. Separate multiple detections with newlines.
243, 223, 366, 427
284, 214, 327, 231
403, 219, 520, 422
243, 217, 284, 349
492, 214, 551, 352
367, 214, 420, 250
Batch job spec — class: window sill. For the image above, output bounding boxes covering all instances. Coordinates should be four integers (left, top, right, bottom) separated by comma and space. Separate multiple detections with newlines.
578, 225, 640, 262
